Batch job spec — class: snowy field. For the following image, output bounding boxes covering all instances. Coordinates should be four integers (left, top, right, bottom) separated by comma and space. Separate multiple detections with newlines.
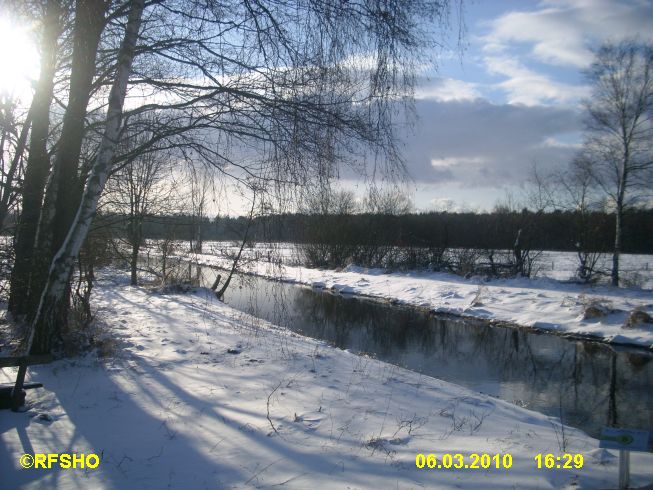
183, 241, 653, 288
2, 270, 652, 489
177, 242, 653, 349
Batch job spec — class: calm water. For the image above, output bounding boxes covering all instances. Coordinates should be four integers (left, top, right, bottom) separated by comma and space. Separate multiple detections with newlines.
189, 263, 652, 438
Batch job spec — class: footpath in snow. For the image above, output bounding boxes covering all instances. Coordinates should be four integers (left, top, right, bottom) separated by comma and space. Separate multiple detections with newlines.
2, 270, 652, 489
190, 250, 653, 350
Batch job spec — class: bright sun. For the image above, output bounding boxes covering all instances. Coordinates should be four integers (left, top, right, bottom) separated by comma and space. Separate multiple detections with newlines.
0, 17, 40, 102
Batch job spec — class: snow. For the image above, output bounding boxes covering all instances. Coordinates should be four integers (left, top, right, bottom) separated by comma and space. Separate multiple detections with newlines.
0, 272, 653, 489
181, 241, 653, 288
2, 270, 652, 489
329, 284, 355, 294
185, 246, 653, 350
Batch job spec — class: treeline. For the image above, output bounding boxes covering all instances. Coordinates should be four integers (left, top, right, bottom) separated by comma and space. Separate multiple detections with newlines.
102, 208, 653, 254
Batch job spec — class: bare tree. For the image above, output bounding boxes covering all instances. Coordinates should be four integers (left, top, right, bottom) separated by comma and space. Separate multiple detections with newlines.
8, 0, 64, 316
11, 0, 457, 354
0, 95, 31, 232
212, 190, 258, 299
560, 161, 608, 282
363, 186, 413, 215
186, 166, 212, 254
528, 164, 607, 283
579, 41, 653, 286
354, 186, 413, 267
490, 195, 540, 278
103, 119, 175, 285
298, 186, 358, 267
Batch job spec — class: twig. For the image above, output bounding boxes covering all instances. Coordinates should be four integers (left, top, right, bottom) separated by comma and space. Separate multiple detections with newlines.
267, 380, 283, 436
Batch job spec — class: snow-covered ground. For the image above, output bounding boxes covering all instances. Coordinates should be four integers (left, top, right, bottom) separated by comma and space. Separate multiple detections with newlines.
2, 270, 652, 489
182, 241, 653, 287
180, 243, 653, 350
144, 239, 653, 286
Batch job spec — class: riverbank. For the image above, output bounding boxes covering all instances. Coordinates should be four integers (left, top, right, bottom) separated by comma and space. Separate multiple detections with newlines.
2, 269, 652, 488
188, 249, 653, 350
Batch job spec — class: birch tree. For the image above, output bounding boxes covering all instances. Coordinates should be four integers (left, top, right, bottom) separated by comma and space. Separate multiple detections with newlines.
580, 41, 653, 286
28, 0, 144, 354
103, 117, 175, 286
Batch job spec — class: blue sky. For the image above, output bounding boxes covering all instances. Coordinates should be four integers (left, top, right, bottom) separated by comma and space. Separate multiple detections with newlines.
386, 0, 653, 211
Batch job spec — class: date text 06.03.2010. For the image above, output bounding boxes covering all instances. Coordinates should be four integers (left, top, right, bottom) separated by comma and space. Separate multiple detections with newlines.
415, 453, 585, 470
415, 453, 512, 470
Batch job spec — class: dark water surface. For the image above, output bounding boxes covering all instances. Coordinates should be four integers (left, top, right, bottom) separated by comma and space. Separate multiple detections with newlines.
192, 264, 652, 439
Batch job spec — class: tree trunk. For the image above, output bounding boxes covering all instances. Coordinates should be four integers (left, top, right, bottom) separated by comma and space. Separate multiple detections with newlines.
611, 206, 622, 287
513, 228, 523, 276
50, 0, 108, 251
611, 164, 626, 287
197, 221, 203, 253
9, 0, 62, 316
27, 0, 108, 318
607, 352, 618, 426
28, 0, 145, 355
128, 205, 142, 285
215, 197, 256, 299
0, 106, 33, 231
130, 240, 140, 286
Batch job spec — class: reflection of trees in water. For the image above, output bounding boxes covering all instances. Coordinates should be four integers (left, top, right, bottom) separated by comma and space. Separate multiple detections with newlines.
225, 272, 295, 326
428, 317, 542, 380
570, 343, 645, 431
200, 267, 652, 438
288, 283, 652, 435
291, 290, 412, 352
608, 353, 617, 427
626, 352, 652, 370
455, 326, 638, 433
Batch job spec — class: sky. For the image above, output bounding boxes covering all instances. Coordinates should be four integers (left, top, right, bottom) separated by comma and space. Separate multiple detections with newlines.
1, 1, 652, 216
388, 0, 653, 212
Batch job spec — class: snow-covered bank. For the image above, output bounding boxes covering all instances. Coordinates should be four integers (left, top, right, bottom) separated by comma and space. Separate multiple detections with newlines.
188, 250, 653, 350
2, 271, 652, 489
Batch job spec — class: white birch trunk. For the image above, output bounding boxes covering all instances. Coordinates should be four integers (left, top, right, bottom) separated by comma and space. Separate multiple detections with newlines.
28, 0, 145, 354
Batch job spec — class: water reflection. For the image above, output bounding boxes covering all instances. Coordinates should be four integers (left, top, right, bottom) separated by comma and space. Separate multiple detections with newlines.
195, 265, 653, 438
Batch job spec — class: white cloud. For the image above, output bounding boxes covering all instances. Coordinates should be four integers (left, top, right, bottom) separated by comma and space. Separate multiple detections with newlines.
538, 136, 583, 150
472, 1, 653, 107
482, 7, 589, 67
415, 78, 481, 101
482, 0, 653, 68
429, 197, 458, 211
431, 156, 485, 168
485, 56, 590, 106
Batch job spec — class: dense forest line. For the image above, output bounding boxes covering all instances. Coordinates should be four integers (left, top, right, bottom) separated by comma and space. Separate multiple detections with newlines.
97, 208, 653, 254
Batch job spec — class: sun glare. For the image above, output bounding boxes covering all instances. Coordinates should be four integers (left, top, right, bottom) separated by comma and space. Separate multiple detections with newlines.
0, 18, 39, 102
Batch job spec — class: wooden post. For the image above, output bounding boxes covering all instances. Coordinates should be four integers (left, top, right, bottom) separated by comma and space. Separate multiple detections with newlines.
618, 450, 630, 490
10, 359, 27, 412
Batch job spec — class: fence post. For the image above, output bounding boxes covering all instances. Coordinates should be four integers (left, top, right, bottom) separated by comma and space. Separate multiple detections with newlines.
618, 449, 630, 490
